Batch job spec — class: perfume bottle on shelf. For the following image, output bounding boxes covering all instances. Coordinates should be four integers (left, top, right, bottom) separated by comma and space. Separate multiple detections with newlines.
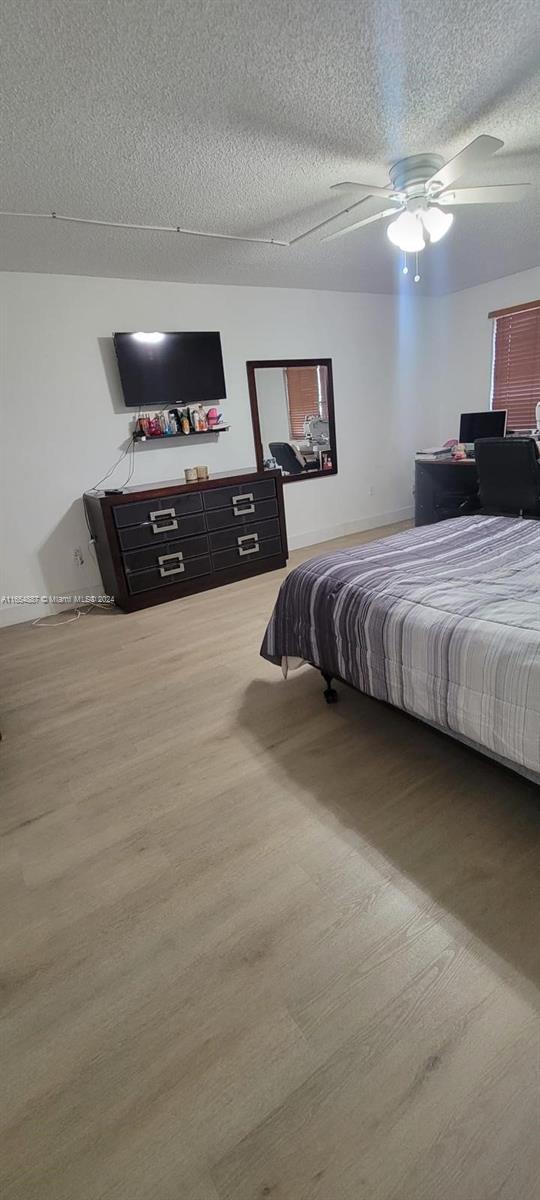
197, 404, 208, 431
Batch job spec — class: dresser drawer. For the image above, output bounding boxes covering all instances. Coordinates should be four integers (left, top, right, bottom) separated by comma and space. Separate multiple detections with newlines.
205, 496, 278, 532
202, 478, 276, 513
122, 534, 210, 574
126, 554, 212, 595
117, 511, 206, 551
209, 517, 281, 553
212, 535, 283, 572
113, 491, 203, 530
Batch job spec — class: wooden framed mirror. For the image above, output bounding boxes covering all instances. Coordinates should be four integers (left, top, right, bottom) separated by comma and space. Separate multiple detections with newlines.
247, 358, 337, 482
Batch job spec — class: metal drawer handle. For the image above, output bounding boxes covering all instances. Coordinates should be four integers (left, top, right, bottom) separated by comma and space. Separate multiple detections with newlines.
158, 551, 185, 577
232, 492, 255, 517
238, 533, 259, 556
150, 507, 179, 534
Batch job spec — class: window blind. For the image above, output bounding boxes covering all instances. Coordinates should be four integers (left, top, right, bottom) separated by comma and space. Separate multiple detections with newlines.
285, 366, 321, 441
490, 301, 540, 429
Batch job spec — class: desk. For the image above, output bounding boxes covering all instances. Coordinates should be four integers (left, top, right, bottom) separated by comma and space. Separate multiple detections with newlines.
297, 440, 330, 460
415, 457, 478, 526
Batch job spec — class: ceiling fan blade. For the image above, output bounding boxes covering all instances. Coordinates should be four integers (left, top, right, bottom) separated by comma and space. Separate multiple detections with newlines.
437, 183, 530, 205
427, 134, 504, 192
288, 196, 373, 245
322, 207, 399, 242
330, 181, 396, 198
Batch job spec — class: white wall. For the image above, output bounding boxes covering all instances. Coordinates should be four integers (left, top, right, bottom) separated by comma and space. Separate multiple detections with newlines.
433, 266, 540, 442
3, 267, 536, 628
0, 272, 436, 625
254, 367, 290, 455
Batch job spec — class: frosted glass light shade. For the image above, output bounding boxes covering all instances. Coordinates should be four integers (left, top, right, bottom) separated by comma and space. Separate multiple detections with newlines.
386, 211, 425, 253
421, 207, 454, 243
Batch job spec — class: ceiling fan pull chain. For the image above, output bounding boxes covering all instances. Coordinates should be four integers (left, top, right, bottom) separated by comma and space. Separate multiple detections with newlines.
414, 252, 420, 283
402, 252, 408, 276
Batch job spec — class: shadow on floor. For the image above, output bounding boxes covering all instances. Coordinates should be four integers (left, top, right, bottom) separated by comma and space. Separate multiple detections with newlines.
238, 670, 540, 994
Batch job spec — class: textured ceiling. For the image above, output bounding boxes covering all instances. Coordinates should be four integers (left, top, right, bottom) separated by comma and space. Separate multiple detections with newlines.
1, 0, 540, 294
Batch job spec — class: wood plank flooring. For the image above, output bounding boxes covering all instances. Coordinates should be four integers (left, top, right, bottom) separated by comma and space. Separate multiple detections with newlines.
1, 521, 539, 1200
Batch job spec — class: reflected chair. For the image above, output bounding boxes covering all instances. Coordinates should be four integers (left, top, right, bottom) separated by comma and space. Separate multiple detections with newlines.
269, 441, 309, 475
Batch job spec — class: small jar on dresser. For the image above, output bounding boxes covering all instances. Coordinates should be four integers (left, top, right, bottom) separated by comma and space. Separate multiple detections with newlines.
83, 468, 288, 612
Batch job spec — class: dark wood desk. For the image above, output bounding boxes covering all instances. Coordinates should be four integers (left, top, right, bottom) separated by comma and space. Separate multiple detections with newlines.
415, 458, 478, 526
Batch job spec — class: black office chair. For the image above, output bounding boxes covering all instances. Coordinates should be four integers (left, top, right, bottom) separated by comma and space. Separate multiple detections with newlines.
474, 437, 540, 518
269, 441, 308, 475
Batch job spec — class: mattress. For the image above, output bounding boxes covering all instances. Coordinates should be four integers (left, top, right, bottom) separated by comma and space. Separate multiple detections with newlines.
261, 516, 540, 780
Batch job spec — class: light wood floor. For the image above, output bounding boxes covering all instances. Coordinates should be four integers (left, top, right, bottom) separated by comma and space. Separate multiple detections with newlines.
1, 521, 539, 1200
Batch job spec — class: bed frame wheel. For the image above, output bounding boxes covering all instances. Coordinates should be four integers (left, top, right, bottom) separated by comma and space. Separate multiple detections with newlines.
321, 672, 338, 704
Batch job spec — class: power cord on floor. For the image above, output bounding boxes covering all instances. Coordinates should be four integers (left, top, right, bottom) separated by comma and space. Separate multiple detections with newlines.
32, 603, 110, 628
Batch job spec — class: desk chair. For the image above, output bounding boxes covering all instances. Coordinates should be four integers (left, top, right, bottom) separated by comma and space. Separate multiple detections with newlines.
269, 441, 310, 475
475, 437, 540, 518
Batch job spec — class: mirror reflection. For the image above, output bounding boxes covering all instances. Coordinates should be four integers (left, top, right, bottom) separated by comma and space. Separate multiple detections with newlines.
248, 359, 337, 481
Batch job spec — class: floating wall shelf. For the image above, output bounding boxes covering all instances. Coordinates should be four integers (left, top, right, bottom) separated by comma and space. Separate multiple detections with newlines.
133, 426, 230, 443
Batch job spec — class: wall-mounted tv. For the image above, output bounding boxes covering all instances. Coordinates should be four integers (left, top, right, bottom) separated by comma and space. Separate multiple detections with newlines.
113, 331, 226, 408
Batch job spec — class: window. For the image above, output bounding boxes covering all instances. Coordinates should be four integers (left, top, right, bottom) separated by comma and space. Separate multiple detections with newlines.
490, 300, 540, 429
285, 365, 327, 441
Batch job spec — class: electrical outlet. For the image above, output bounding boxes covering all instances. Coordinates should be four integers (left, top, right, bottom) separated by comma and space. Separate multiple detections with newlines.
74, 546, 85, 567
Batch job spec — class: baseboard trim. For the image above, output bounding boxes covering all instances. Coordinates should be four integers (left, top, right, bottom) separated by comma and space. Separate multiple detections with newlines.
287, 507, 413, 551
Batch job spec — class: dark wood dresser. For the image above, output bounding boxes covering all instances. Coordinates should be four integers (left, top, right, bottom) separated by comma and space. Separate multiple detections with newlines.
84, 469, 288, 612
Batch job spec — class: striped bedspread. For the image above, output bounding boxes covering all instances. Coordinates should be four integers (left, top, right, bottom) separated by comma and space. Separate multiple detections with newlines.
261, 516, 540, 778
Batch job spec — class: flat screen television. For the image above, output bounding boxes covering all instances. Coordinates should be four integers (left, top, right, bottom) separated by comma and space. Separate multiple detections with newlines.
113, 331, 226, 408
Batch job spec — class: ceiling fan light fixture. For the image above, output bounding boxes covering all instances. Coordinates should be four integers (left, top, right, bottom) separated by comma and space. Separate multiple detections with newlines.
420, 207, 454, 243
387, 211, 425, 253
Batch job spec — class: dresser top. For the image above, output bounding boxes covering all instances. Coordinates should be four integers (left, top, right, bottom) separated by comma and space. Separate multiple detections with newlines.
84, 467, 280, 502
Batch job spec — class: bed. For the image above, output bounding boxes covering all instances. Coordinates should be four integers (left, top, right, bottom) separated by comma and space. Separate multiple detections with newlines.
261, 516, 540, 783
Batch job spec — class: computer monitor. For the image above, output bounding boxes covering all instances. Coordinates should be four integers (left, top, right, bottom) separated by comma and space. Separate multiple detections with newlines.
459, 410, 507, 443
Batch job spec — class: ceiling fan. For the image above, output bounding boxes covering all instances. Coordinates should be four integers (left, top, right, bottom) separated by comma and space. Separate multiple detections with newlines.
291, 136, 530, 258
0, 135, 530, 261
